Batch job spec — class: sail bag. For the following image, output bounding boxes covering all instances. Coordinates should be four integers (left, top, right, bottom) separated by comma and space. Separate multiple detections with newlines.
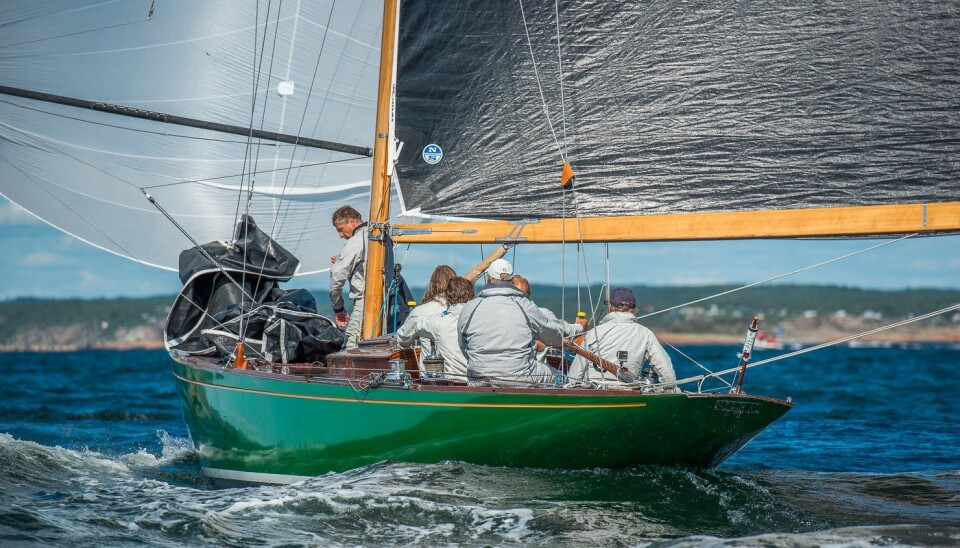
164, 216, 344, 364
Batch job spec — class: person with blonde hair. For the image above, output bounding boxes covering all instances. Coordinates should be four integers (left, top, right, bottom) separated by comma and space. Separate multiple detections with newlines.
396, 265, 456, 356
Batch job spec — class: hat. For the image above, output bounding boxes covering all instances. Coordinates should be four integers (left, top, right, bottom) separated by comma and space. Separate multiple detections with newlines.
609, 287, 636, 308
485, 258, 513, 279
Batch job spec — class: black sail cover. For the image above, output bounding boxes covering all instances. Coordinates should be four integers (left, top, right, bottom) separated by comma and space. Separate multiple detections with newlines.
394, 1, 960, 220
165, 216, 344, 364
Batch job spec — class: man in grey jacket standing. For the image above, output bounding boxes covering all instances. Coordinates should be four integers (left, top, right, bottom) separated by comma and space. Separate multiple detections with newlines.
457, 259, 570, 386
328, 205, 367, 349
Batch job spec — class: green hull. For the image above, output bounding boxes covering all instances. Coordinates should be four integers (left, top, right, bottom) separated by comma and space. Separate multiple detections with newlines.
173, 358, 791, 484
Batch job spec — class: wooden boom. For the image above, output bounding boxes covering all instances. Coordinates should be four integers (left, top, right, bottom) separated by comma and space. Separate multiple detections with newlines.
391, 201, 960, 243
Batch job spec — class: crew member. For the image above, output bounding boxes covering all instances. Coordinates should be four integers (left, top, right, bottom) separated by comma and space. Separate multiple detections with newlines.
457, 259, 567, 386
402, 276, 474, 379
567, 287, 676, 387
396, 265, 456, 357
328, 205, 367, 349
511, 275, 587, 338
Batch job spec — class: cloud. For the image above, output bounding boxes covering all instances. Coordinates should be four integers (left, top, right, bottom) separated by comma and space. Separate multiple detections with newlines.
76, 270, 109, 290
18, 252, 63, 267
0, 200, 42, 226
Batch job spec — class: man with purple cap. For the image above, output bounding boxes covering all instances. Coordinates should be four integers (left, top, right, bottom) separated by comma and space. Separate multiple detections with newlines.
457, 258, 571, 386
567, 287, 676, 388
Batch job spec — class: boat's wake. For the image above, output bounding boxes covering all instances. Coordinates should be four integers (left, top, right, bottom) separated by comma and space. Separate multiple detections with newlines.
0, 433, 957, 546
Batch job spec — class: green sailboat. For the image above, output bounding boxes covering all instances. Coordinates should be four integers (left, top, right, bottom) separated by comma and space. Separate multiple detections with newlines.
161, 0, 796, 484
2, 0, 959, 484
173, 353, 790, 483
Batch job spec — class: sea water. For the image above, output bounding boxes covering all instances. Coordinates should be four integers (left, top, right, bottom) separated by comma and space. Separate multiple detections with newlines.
0, 346, 958, 546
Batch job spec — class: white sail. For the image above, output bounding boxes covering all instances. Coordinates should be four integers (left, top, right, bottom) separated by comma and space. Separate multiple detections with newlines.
0, 0, 386, 275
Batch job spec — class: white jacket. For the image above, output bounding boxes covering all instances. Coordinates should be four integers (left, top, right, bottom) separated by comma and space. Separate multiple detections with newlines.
413, 302, 468, 378
328, 224, 367, 312
567, 311, 676, 386
396, 296, 447, 355
457, 283, 564, 385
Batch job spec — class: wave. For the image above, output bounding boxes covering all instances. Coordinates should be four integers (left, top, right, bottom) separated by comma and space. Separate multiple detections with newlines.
0, 434, 957, 545
656, 525, 960, 548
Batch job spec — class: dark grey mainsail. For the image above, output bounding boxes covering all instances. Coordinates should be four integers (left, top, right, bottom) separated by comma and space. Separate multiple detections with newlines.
395, 0, 960, 221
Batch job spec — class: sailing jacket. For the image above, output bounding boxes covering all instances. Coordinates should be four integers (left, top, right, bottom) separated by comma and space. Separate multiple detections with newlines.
457, 283, 565, 384
328, 224, 367, 312
396, 296, 448, 356
567, 311, 676, 386
540, 307, 584, 339
413, 302, 468, 378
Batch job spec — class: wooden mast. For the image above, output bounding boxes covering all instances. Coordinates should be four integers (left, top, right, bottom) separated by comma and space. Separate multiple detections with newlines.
392, 201, 960, 244
360, 0, 400, 339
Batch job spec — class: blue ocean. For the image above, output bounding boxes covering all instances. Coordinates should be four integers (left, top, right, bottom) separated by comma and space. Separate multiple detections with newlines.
1, 345, 958, 546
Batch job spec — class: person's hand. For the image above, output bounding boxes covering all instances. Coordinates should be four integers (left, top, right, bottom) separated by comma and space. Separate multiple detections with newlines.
335, 311, 350, 327
330, 254, 339, 264
575, 317, 589, 331
535, 340, 547, 352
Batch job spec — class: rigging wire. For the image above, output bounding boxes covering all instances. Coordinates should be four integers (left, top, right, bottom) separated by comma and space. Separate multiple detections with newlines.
0, 98, 287, 145
635, 233, 921, 321
604, 243, 611, 306
561, 192, 566, 322
0, 120, 141, 190
263, 0, 340, 246
234, 0, 276, 341
662, 302, 960, 390
0, 0, 155, 50
247, 0, 286, 200
240, 0, 287, 342
0, 151, 270, 360
516, 0, 566, 163
140, 156, 367, 189
661, 341, 734, 390
553, 0, 568, 157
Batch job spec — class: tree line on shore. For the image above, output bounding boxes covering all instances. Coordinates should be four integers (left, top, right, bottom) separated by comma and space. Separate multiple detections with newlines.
1, 284, 958, 350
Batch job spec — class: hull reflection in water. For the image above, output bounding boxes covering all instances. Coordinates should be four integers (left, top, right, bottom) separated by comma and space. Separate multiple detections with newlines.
173, 352, 791, 484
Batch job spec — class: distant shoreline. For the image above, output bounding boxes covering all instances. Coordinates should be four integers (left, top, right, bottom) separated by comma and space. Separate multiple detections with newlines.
2, 285, 956, 353
2, 331, 956, 353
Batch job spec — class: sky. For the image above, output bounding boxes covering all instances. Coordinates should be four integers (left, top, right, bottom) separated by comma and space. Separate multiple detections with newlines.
3, 196, 958, 304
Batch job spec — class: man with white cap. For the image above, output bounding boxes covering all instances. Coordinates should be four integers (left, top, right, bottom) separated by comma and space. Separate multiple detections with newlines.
567, 287, 676, 387
457, 258, 575, 386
